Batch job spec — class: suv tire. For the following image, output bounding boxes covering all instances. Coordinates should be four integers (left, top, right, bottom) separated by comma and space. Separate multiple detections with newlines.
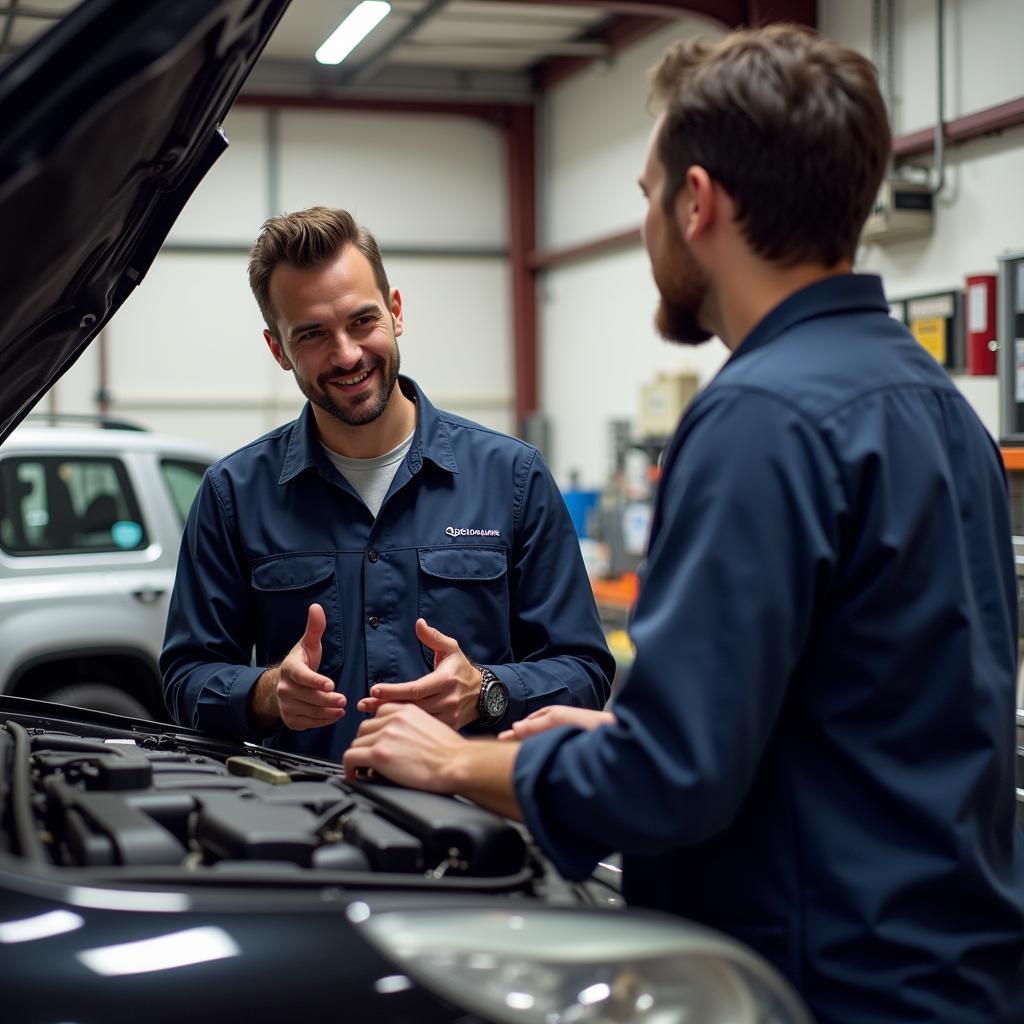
48, 684, 150, 720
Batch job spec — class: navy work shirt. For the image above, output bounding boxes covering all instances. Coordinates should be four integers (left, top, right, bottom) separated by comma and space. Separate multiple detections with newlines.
514, 275, 1024, 1023
161, 376, 613, 761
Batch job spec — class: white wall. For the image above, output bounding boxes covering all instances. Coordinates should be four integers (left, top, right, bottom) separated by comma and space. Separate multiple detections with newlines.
815, 0, 1024, 139
543, 16, 724, 251
47, 106, 514, 451
169, 108, 270, 245
820, 0, 1024, 437
891, 0, 1024, 135
539, 246, 727, 486
540, 18, 728, 487
278, 111, 507, 247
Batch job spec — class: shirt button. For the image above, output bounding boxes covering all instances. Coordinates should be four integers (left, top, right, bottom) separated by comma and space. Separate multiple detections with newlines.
369, 615, 380, 629
368, 550, 379, 563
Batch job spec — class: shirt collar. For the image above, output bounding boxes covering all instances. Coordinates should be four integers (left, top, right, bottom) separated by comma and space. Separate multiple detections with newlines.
725, 273, 890, 365
279, 374, 458, 485
398, 375, 459, 475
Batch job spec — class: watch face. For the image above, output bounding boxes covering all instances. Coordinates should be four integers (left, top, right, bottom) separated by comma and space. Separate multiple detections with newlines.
484, 682, 508, 720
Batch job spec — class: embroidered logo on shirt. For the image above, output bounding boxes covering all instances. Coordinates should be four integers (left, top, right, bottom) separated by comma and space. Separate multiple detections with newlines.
446, 526, 500, 538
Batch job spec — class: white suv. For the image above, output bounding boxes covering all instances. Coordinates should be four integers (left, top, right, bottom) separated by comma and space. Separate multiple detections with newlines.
0, 415, 218, 719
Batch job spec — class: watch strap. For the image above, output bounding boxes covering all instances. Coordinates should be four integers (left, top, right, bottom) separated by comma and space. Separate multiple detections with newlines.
471, 662, 509, 725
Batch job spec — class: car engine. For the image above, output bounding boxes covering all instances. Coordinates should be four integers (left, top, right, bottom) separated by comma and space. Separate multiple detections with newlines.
0, 701, 601, 901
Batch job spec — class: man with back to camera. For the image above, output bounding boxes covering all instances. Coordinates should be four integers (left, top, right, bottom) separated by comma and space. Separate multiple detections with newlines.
160, 207, 614, 762
342, 25, 1024, 1024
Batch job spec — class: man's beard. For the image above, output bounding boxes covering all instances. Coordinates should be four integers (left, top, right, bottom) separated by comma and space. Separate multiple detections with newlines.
653, 227, 714, 346
298, 341, 401, 427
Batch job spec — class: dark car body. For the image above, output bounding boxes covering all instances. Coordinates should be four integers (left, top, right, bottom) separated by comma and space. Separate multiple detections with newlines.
0, 694, 811, 1023
0, 2, 813, 1021
0, 695, 606, 1023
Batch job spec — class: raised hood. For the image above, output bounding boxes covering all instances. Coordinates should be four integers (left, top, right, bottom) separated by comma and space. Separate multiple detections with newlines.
0, 0, 291, 443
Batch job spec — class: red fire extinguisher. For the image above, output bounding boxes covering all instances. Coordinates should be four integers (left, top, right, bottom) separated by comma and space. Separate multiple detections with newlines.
966, 272, 998, 375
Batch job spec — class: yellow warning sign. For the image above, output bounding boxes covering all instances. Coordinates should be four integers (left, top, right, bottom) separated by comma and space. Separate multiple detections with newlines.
911, 316, 947, 364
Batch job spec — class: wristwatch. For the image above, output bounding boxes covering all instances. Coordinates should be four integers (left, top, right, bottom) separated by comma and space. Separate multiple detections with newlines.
474, 664, 509, 726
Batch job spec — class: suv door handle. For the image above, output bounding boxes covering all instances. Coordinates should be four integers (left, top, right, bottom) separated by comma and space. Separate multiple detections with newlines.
131, 588, 166, 604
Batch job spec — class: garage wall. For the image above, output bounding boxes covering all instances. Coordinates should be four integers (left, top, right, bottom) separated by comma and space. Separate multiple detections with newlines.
49, 2, 1024, 473
542, 16, 719, 251
539, 1, 1024, 486
50, 106, 513, 455
538, 18, 728, 488
821, 0, 1024, 438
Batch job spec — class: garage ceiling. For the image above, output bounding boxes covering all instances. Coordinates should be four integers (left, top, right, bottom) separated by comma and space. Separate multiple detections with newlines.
0, 1, 711, 102
268, 1, 609, 70
2, 2, 816, 101
248, 0, 624, 101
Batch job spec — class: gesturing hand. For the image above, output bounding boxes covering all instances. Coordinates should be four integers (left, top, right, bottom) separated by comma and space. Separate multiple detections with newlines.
356, 618, 482, 729
497, 705, 615, 741
263, 603, 346, 731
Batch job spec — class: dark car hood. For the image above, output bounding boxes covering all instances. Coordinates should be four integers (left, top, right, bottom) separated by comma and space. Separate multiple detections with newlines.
0, 0, 291, 444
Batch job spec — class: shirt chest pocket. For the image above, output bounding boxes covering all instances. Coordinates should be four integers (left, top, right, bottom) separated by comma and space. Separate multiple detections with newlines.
417, 547, 511, 669
251, 554, 343, 678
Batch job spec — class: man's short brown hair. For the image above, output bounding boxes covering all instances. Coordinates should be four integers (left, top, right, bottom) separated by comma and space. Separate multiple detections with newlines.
248, 207, 390, 339
649, 24, 891, 268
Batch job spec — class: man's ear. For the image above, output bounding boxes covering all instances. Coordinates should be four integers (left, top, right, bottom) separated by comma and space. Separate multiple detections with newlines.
264, 329, 292, 371
390, 287, 404, 338
675, 164, 715, 244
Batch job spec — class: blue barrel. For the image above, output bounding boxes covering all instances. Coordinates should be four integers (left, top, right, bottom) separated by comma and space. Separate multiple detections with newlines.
562, 489, 600, 539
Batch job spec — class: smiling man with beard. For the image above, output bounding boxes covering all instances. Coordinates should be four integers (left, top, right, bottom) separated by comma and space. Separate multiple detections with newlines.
343, 26, 1024, 1024
160, 207, 614, 761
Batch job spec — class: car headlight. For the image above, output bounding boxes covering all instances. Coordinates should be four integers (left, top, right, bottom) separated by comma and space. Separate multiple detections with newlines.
351, 904, 812, 1024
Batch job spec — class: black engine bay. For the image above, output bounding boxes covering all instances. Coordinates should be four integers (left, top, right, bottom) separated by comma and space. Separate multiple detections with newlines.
0, 701, 595, 901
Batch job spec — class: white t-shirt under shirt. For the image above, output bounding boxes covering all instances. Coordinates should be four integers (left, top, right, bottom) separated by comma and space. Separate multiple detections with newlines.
321, 430, 415, 518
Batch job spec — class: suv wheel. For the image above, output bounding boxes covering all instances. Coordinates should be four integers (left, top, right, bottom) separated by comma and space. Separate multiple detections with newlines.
48, 684, 150, 720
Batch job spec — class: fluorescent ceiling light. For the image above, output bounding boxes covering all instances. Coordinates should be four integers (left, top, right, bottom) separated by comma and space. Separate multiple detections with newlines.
316, 2, 391, 65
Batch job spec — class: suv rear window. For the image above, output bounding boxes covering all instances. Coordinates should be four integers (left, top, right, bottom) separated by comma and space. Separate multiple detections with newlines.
0, 456, 148, 556
160, 458, 209, 524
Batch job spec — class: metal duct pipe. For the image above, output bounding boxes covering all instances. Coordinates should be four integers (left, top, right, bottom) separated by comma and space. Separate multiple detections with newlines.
872, 0, 896, 172
932, 0, 946, 196
872, 0, 893, 117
